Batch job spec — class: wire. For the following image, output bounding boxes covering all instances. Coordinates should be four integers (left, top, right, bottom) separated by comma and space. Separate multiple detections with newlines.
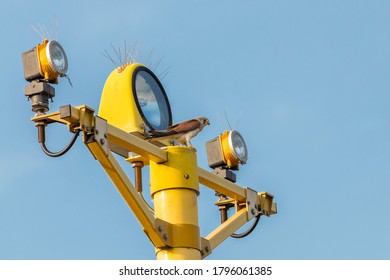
38, 125, 80, 157
231, 214, 261, 239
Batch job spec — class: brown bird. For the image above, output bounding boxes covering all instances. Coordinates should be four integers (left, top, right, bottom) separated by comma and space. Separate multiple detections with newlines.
148, 117, 210, 149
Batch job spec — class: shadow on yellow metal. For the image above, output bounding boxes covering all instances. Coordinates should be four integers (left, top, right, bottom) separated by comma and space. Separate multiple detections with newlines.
99, 63, 145, 134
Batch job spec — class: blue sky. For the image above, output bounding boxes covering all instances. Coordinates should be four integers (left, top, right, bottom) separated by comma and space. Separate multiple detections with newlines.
1, 0, 390, 259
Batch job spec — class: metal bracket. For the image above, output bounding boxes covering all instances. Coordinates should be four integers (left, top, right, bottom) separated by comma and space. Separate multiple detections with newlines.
200, 238, 212, 259
94, 116, 108, 156
258, 192, 276, 217
25, 81, 55, 114
245, 187, 259, 220
155, 219, 201, 251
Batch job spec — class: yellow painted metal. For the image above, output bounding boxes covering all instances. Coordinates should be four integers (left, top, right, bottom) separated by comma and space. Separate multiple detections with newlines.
86, 140, 165, 248
151, 146, 201, 260
219, 130, 240, 168
32, 105, 94, 128
198, 167, 246, 201
258, 192, 277, 217
150, 146, 199, 195
37, 39, 59, 82
155, 248, 202, 260
107, 124, 167, 163
98, 63, 145, 134
206, 208, 248, 251
30, 104, 278, 260
32, 110, 66, 125
154, 218, 201, 249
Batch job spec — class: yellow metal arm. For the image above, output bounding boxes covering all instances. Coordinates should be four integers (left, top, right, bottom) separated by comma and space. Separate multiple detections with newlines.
86, 141, 166, 248
206, 208, 248, 250
198, 167, 246, 202
107, 124, 167, 164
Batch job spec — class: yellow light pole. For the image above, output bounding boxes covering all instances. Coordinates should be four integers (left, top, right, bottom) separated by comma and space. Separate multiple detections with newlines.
151, 146, 201, 260
22, 41, 277, 260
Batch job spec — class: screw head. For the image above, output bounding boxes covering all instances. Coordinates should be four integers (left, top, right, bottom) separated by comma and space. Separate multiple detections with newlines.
184, 174, 190, 179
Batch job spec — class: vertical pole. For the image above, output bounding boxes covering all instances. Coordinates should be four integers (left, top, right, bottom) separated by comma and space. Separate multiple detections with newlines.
150, 146, 201, 260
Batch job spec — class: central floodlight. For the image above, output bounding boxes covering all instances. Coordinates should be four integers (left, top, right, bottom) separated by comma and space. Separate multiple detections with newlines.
132, 66, 172, 131
99, 63, 172, 137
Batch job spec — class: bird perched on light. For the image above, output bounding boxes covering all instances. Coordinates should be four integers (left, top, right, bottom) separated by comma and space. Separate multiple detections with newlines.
147, 117, 210, 149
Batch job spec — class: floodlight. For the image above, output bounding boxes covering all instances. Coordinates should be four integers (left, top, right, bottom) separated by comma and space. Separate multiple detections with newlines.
206, 130, 248, 170
99, 63, 172, 136
22, 39, 68, 84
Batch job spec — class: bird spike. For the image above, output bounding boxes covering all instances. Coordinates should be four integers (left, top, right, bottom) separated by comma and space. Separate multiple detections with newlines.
31, 16, 59, 41
102, 41, 170, 78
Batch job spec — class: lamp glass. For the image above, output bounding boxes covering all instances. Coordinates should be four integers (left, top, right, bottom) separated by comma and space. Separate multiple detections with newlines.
46, 40, 68, 75
230, 130, 248, 164
133, 68, 172, 130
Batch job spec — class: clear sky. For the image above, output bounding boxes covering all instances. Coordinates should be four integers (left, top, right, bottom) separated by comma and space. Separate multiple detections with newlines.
1, 0, 390, 260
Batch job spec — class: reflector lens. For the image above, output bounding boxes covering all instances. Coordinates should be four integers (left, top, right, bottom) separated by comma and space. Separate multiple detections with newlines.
133, 67, 172, 131
46, 40, 68, 76
228, 130, 248, 164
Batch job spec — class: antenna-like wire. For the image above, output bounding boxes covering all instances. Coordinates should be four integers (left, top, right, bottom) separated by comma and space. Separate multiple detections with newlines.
31, 16, 59, 41
145, 48, 154, 66
224, 110, 233, 130
101, 49, 120, 68
158, 65, 171, 81
234, 111, 243, 130
31, 24, 45, 40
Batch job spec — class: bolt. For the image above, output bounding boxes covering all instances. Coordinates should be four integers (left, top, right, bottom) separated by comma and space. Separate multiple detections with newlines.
205, 246, 210, 253
184, 174, 190, 179
104, 133, 108, 139
95, 130, 99, 135
100, 138, 105, 145
251, 209, 256, 215
158, 226, 163, 232
163, 234, 168, 241
247, 201, 251, 205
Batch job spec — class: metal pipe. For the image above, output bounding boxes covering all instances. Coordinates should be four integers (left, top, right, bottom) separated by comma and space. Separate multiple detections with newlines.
132, 162, 144, 193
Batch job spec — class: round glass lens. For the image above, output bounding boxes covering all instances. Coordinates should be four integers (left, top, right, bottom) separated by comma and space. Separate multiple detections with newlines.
134, 70, 171, 130
47, 41, 68, 75
231, 131, 248, 163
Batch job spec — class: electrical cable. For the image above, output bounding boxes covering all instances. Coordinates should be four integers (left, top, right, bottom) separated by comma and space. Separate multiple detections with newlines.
231, 214, 261, 239
37, 124, 80, 157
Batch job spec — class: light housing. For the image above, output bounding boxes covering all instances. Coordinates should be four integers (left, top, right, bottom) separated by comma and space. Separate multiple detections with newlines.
22, 39, 68, 84
206, 130, 248, 170
99, 63, 172, 138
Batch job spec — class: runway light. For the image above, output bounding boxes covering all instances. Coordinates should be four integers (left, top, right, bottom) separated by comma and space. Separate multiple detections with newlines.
206, 130, 248, 171
22, 39, 68, 84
